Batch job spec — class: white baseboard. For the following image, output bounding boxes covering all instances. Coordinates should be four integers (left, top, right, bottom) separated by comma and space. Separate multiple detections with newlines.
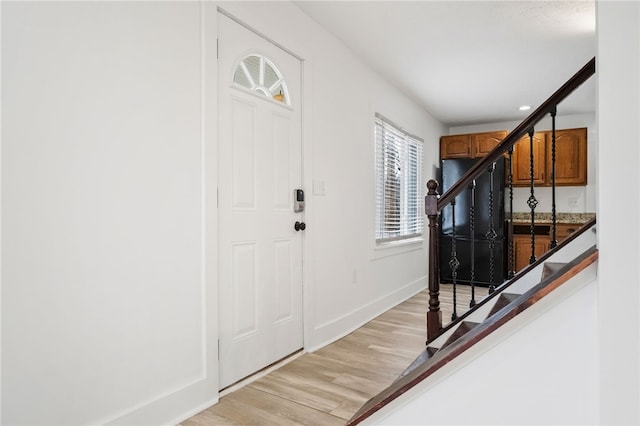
305, 276, 427, 352
104, 376, 218, 426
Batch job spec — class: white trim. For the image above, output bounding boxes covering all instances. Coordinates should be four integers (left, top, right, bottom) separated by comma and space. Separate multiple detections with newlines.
217, 7, 304, 61
199, 0, 208, 380
306, 276, 426, 352
204, 0, 220, 406
229, 83, 294, 111
0, 0, 4, 418
102, 3, 220, 424
372, 237, 425, 260
300, 57, 315, 356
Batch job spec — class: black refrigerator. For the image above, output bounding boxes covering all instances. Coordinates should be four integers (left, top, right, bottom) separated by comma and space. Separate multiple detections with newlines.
439, 157, 507, 287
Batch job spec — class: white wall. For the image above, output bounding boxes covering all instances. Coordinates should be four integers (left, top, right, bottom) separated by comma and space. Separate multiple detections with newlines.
1, 2, 218, 425
450, 113, 597, 214
1, 1, 443, 424
596, 1, 640, 424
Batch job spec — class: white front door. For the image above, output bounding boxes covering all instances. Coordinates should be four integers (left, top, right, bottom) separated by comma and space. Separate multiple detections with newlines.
217, 13, 304, 390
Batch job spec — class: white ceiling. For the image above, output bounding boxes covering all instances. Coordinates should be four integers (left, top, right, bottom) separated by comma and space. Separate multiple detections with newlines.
294, 1, 596, 126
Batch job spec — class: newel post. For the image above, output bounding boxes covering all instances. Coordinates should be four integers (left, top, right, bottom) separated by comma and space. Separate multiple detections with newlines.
425, 179, 442, 339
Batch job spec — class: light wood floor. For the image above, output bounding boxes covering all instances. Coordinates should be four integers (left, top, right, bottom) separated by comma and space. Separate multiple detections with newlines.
180, 284, 488, 426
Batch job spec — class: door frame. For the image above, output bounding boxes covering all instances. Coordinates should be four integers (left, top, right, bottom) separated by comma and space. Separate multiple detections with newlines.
215, 7, 313, 389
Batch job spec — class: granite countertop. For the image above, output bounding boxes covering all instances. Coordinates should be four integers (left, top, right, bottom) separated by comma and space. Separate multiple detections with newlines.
511, 212, 596, 224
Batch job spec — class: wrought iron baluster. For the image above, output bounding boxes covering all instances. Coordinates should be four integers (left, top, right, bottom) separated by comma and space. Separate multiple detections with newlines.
486, 163, 497, 293
550, 106, 558, 248
449, 199, 459, 321
507, 146, 515, 278
469, 180, 476, 308
527, 128, 539, 264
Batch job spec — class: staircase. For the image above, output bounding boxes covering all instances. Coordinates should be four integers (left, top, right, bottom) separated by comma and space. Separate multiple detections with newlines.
347, 57, 598, 425
348, 221, 597, 424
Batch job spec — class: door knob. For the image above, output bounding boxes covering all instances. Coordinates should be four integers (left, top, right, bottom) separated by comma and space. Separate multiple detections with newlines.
294, 221, 306, 231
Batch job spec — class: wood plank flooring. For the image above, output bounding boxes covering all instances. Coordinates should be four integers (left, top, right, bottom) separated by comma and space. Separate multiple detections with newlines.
180, 284, 488, 426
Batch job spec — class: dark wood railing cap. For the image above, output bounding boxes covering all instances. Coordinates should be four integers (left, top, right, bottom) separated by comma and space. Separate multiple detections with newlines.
425, 179, 440, 217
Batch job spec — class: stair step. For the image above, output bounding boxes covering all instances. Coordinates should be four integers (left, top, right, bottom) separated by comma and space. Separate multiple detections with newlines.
542, 262, 567, 280
427, 345, 438, 357
439, 321, 479, 350
394, 346, 438, 383
487, 293, 521, 318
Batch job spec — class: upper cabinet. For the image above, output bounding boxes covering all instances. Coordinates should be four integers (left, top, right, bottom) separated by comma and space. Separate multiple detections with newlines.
512, 127, 587, 187
512, 131, 547, 186
440, 134, 473, 158
440, 130, 507, 159
473, 131, 508, 157
441, 127, 588, 187
551, 128, 588, 186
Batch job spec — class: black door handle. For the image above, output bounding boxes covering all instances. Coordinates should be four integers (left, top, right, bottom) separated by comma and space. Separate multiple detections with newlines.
294, 221, 306, 231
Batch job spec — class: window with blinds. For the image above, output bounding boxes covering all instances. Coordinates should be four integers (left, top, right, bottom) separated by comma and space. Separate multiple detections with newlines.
375, 113, 424, 243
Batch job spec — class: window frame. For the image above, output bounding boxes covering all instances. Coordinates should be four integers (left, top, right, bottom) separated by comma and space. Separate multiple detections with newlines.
232, 53, 291, 105
374, 113, 424, 245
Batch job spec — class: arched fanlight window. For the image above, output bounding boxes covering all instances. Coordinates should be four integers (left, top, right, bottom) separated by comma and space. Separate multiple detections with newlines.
233, 54, 290, 105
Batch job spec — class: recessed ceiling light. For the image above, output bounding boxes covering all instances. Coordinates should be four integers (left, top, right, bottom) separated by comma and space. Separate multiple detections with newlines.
519, 105, 531, 111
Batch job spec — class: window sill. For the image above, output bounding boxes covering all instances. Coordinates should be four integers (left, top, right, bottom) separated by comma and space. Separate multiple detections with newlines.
372, 236, 425, 260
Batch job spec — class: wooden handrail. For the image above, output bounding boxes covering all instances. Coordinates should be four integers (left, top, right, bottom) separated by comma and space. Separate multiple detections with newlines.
437, 57, 595, 210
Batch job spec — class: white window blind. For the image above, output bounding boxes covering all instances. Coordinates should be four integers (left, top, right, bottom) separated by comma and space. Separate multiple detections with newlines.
375, 113, 424, 243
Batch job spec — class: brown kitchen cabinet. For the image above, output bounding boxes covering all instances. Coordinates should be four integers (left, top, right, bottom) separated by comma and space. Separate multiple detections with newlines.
549, 128, 588, 186
555, 223, 580, 242
440, 131, 507, 159
513, 222, 583, 271
473, 131, 508, 157
440, 134, 472, 159
512, 131, 547, 186
512, 127, 587, 187
442, 127, 587, 186
513, 233, 550, 272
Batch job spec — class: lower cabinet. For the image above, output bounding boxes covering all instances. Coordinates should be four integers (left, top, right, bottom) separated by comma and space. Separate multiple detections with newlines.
555, 223, 580, 241
512, 222, 585, 272
513, 234, 550, 272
